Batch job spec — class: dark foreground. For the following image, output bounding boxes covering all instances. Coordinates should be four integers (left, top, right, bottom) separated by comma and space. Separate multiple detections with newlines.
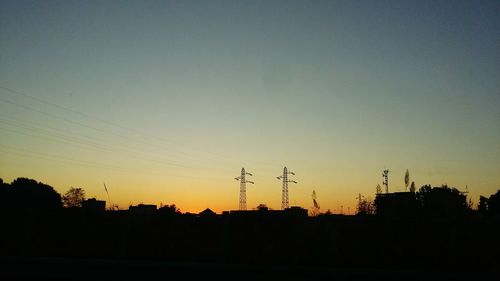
1, 256, 499, 281
2, 209, 500, 278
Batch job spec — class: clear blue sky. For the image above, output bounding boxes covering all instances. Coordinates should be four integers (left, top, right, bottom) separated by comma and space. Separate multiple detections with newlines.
1, 0, 499, 212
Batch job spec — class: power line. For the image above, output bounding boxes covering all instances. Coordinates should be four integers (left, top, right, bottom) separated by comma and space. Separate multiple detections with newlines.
0, 85, 278, 168
0, 99, 241, 174
0, 119, 196, 169
0, 94, 271, 173
0, 114, 238, 173
0, 145, 220, 181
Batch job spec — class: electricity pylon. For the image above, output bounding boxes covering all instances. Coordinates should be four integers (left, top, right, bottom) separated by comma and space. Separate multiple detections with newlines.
235, 167, 254, 210
277, 166, 297, 210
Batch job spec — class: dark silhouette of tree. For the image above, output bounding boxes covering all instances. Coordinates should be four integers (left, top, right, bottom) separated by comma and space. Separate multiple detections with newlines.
256, 203, 269, 211
409, 181, 416, 193
415, 184, 434, 206
357, 198, 375, 215
416, 184, 468, 217
158, 204, 180, 215
0, 178, 11, 210
8, 177, 62, 210
62, 187, 85, 208
0, 178, 8, 190
478, 196, 488, 213
487, 190, 500, 216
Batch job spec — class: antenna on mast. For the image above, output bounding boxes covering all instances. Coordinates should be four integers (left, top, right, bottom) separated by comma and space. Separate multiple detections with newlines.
382, 169, 389, 193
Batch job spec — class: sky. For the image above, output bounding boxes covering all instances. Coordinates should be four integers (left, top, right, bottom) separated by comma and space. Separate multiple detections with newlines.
1, 0, 499, 213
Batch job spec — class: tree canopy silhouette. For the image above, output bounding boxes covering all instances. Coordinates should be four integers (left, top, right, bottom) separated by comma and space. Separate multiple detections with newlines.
486, 190, 500, 216
0, 177, 62, 211
416, 184, 468, 217
357, 196, 375, 215
62, 187, 85, 208
158, 204, 180, 215
478, 196, 488, 213
256, 203, 269, 211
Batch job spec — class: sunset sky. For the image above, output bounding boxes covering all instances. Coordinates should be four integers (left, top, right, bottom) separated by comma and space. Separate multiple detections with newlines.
1, 0, 499, 213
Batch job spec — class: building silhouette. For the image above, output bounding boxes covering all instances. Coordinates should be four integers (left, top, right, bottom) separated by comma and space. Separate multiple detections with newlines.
129, 204, 157, 214
375, 192, 419, 217
199, 208, 217, 218
82, 198, 106, 212
375, 185, 469, 218
222, 206, 308, 219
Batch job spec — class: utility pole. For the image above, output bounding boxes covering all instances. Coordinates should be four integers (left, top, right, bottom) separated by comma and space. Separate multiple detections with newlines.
235, 168, 254, 211
277, 166, 297, 210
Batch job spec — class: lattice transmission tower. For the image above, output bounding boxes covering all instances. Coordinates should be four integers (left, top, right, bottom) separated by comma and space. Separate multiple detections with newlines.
235, 168, 254, 211
277, 166, 297, 210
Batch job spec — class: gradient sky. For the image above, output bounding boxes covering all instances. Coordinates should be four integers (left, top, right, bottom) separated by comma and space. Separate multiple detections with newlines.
1, 0, 499, 213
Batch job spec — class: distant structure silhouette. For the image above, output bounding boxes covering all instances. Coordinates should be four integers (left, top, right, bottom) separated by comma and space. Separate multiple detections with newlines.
311, 190, 320, 216
382, 169, 389, 193
82, 198, 106, 212
235, 168, 254, 211
222, 205, 308, 219
409, 181, 416, 193
277, 166, 297, 210
199, 208, 216, 218
313, 191, 320, 208
404, 169, 410, 191
375, 191, 418, 217
103, 183, 112, 209
375, 185, 471, 218
129, 204, 157, 214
